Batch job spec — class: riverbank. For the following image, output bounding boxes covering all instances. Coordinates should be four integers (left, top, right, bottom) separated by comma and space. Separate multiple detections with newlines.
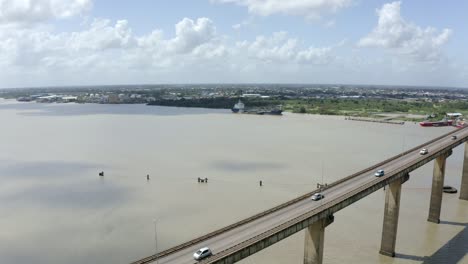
3, 95, 465, 123
148, 97, 468, 122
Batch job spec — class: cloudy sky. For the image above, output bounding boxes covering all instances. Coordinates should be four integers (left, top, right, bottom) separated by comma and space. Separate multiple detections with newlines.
1, 0, 467, 88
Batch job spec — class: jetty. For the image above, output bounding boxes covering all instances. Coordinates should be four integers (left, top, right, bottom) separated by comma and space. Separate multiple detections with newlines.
345, 117, 404, 125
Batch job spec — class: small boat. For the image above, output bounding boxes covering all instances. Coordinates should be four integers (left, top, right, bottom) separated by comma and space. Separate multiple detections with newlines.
419, 119, 453, 127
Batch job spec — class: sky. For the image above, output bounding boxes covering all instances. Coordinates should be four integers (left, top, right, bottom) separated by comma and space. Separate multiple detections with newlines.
0, 0, 467, 88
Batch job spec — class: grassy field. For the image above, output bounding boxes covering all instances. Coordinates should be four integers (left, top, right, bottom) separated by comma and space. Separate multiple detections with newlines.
284, 98, 468, 121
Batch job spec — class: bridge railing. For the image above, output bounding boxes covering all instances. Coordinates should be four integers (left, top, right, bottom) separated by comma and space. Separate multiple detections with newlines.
130, 126, 466, 264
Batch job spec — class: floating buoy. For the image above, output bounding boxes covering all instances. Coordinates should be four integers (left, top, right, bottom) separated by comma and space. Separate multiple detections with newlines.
147, 174, 150, 180
197, 177, 208, 183
259, 180, 263, 186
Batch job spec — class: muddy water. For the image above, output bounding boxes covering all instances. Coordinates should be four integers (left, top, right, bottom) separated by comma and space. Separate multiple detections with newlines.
0, 100, 466, 264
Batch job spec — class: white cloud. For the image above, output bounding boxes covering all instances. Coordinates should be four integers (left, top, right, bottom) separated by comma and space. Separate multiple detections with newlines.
214, 0, 352, 19
168, 17, 217, 53
232, 17, 255, 31
0, 13, 344, 87
0, 16, 225, 75
0, 0, 92, 25
2, 10, 463, 88
0, 18, 136, 69
232, 23, 242, 30
68, 19, 135, 51
324, 20, 335, 28
237, 31, 335, 64
129, 17, 221, 69
296, 47, 333, 64
358, 1, 452, 63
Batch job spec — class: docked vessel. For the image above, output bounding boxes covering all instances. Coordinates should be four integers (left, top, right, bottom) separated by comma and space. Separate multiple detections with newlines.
231, 99, 245, 113
419, 119, 453, 127
231, 99, 282, 115
455, 120, 467, 128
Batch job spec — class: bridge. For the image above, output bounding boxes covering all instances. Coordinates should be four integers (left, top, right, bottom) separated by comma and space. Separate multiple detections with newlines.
131, 127, 468, 264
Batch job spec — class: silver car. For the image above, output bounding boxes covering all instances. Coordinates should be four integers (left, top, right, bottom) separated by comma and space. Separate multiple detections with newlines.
419, 148, 428, 155
311, 193, 324, 201
374, 169, 384, 177
194, 247, 212, 261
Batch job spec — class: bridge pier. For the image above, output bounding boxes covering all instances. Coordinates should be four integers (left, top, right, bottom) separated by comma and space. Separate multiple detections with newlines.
379, 173, 408, 257
428, 151, 451, 223
460, 143, 468, 200
304, 215, 334, 264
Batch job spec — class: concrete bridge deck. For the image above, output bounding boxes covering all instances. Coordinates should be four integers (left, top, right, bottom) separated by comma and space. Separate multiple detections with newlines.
131, 126, 468, 264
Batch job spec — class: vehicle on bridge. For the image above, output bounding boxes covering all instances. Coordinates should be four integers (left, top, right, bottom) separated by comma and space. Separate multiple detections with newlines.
193, 247, 212, 261
452, 135, 457, 140
419, 148, 429, 155
311, 193, 324, 201
374, 169, 385, 177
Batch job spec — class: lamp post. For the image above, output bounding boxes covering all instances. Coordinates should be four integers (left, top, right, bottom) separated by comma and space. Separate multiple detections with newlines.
154, 219, 159, 264
402, 135, 405, 152
321, 160, 324, 189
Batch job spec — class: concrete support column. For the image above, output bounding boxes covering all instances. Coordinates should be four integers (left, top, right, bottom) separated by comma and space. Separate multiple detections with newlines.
379, 176, 404, 257
304, 215, 333, 264
460, 142, 468, 200
428, 154, 449, 224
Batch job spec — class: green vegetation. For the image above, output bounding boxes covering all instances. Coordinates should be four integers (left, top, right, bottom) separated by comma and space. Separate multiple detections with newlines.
148, 97, 283, 109
287, 98, 468, 119
149, 97, 468, 121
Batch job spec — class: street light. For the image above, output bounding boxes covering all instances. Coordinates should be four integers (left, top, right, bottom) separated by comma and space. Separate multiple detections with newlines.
402, 135, 405, 152
154, 219, 159, 264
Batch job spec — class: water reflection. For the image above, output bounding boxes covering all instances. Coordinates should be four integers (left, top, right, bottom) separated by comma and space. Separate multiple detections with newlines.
0, 160, 126, 209
211, 160, 287, 172
0, 160, 102, 178
396, 221, 468, 264
3, 180, 127, 209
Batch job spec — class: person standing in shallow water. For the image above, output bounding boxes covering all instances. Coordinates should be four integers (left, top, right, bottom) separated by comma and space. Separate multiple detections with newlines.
147, 174, 150, 180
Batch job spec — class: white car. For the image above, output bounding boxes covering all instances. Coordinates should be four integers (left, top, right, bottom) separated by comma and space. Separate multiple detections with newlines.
194, 247, 212, 261
311, 193, 324, 201
374, 169, 384, 177
419, 148, 428, 155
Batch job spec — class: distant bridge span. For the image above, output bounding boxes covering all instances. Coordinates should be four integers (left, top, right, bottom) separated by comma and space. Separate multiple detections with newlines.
131, 126, 468, 264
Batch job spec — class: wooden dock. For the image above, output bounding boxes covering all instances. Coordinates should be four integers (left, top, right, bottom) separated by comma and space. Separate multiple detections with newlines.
345, 117, 405, 125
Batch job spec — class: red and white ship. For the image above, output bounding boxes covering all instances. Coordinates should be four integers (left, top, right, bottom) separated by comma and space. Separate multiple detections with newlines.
419, 120, 454, 127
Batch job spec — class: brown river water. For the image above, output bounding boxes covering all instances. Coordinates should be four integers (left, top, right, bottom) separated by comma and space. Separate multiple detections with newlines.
0, 99, 466, 264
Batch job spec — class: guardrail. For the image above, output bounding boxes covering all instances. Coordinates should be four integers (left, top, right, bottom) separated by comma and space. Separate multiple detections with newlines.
202, 129, 468, 263
131, 126, 466, 264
